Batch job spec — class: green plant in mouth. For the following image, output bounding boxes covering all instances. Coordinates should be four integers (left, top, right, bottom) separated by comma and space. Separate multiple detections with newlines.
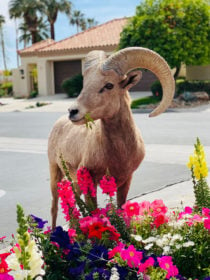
84, 113, 95, 129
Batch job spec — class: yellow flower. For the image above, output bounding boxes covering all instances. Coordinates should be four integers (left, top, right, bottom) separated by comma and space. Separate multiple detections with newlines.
187, 155, 194, 169
187, 139, 209, 180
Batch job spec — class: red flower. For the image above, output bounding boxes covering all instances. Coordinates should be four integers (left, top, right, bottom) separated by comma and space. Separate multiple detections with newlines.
88, 221, 108, 239
122, 201, 140, 217
153, 214, 168, 228
0, 253, 11, 274
107, 226, 120, 242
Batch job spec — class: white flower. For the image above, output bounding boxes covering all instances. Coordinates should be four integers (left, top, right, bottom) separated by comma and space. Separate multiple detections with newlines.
156, 239, 164, 247
131, 234, 142, 242
143, 236, 157, 244
176, 244, 182, 249
7, 239, 45, 279
183, 241, 195, 247
144, 243, 153, 250
163, 246, 171, 254
110, 267, 120, 280
172, 234, 183, 242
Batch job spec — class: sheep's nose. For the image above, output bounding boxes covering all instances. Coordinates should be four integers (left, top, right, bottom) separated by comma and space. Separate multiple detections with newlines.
69, 109, 79, 118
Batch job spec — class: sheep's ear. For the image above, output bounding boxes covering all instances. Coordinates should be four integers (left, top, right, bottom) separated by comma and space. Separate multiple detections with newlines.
119, 70, 142, 90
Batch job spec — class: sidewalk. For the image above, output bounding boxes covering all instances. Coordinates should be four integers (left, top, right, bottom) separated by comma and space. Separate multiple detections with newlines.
0, 91, 151, 113
133, 179, 196, 209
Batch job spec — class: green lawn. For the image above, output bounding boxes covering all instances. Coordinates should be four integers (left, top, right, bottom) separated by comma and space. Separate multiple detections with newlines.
131, 95, 159, 109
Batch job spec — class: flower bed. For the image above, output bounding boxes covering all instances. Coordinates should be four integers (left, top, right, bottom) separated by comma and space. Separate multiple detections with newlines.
0, 139, 210, 280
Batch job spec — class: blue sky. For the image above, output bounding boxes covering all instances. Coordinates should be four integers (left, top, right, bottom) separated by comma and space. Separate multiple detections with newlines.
0, 0, 141, 69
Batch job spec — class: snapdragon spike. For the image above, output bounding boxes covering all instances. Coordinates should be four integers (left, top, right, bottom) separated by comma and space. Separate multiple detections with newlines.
99, 175, 117, 197
77, 167, 96, 197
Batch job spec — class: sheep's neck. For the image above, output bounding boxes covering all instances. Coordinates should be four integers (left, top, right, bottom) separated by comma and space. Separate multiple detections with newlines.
101, 93, 140, 178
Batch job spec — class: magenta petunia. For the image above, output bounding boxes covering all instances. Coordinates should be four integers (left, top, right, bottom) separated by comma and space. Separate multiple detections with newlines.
150, 199, 168, 217
139, 201, 151, 216
0, 274, 14, 280
202, 208, 210, 217
204, 218, 210, 231
120, 245, 143, 268
138, 257, 154, 273
157, 256, 179, 279
122, 201, 140, 217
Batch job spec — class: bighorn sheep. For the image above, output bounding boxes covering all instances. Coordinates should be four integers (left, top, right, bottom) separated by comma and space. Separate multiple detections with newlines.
48, 47, 175, 228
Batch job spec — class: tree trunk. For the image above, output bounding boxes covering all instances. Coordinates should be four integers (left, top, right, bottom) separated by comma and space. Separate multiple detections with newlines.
0, 27, 7, 70
174, 64, 181, 80
50, 23, 55, 40
15, 19, 19, 67
31, 31, 37, 44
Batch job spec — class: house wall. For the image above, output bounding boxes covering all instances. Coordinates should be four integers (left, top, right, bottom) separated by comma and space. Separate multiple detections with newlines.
186, 65, 210, 81
15, 52, 112, 97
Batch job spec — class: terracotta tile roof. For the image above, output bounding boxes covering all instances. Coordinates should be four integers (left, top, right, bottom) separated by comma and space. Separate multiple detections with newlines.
18, 39, 55, 56
19, 18, 128, 57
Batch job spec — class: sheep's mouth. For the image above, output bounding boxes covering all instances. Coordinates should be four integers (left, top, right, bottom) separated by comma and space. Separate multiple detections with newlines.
70, 117, 85, 123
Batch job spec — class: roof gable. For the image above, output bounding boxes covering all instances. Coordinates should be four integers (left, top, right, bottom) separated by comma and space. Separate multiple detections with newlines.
19, 18, 128, 57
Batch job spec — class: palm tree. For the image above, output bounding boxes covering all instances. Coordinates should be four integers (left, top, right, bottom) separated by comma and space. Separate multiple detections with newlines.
86, 18, 98, 29
0, 15, 7, 70
70, 10, 85, 33
19, 19, 49, 47
9, 0, 45, 44
43, 0, 71, 40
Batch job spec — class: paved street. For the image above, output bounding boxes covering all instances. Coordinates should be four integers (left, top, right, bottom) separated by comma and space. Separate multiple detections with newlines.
1, 103, 210, 238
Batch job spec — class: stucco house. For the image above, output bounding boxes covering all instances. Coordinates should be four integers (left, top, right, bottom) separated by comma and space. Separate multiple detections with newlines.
12, 18, 158, 97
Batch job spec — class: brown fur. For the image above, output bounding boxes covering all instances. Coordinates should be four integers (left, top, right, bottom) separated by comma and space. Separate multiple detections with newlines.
48, 67, 145, 228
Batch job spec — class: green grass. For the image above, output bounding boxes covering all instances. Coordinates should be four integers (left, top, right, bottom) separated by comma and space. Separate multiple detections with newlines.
131, 95, 159, 109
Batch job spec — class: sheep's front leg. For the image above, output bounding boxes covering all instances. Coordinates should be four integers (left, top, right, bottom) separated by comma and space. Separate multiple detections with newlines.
117, 176, 132, 207
50, 163, 62, 229
84, 184, 97, 209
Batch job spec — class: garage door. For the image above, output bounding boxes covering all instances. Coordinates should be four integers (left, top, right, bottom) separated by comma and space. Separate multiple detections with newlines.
54, 60, 82, 93
131, 70, 157, 92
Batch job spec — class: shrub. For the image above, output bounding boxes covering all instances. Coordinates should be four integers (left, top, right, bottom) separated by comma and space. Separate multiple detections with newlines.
176, 80, 210, 96
28, 90, 38, 99
131, 96, 159, 109
151, 80, 163, 100
62, 73, 83, 98
1, 82, 13, 96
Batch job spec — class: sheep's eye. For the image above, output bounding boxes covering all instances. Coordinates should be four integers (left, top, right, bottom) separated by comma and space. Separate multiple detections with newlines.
104, 83, 114, 90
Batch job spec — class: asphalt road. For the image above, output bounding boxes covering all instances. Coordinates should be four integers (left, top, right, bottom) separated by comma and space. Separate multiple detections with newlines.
1, 105, 210, 237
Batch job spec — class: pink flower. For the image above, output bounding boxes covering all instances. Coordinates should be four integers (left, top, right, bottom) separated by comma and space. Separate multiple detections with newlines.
0, 236, 6, 241
202, 208, 210, 217
157, 256, 179, 279
204, 218, 210, 231
77, 167, 96, 197
153, 214, 168, 228
0, 274, 14, 280
68, 228, 77, 243
151, 199, 168, 217
122, 201, 140, 217
108, 242, 125, 259
139, 201, 151, 216
120, 245, 143, 268
187, 214, 203, 226
44, 226, 51, 235
79, 216, 95, 234
138, 257, 154, 273
178, 206, 193, 219
99, 175, 117, 197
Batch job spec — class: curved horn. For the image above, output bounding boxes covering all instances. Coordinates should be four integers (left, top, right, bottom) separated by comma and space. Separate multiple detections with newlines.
84, 50, 107, 72
102, 47, 175, 117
